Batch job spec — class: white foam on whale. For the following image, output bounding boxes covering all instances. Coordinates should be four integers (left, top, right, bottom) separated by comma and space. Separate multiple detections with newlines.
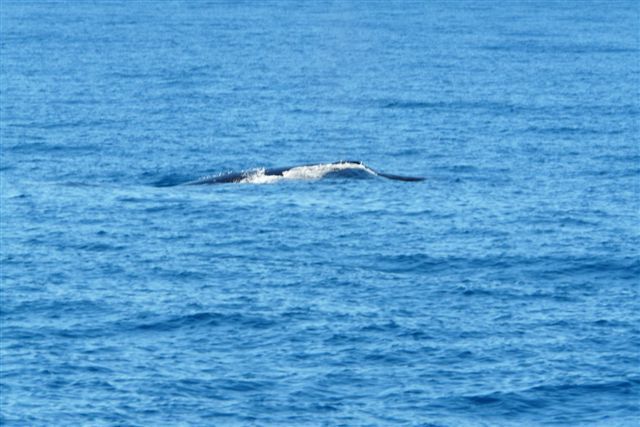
239, 162, 376, 184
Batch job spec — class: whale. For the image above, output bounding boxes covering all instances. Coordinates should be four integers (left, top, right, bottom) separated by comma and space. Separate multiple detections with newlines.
185, 161, 425, 185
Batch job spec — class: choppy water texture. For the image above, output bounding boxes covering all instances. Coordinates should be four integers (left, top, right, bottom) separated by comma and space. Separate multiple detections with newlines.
1, 1, 639, 426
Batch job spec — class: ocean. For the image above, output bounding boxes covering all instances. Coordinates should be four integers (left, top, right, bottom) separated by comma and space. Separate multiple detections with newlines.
1, 1, 639, 425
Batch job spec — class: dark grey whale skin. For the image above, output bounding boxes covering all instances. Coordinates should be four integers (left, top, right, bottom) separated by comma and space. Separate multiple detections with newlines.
188, 161, 425, 185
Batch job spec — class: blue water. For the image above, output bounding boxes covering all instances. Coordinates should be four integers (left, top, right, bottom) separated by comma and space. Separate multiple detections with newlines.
1, 1, 639, 425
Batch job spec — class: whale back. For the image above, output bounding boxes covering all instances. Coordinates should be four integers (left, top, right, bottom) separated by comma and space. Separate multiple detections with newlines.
184, 161, 424, 185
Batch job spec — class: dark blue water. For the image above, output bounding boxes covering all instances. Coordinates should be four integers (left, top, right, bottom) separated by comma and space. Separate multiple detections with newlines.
1, 1, 639, 425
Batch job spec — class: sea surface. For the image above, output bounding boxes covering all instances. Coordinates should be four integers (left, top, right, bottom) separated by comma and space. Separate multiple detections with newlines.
1, 1, 639, 426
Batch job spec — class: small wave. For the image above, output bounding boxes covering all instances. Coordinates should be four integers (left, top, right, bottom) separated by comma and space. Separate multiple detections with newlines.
440, 379, 640, 423
153, 173, 194, 187
133, 311, 276, 332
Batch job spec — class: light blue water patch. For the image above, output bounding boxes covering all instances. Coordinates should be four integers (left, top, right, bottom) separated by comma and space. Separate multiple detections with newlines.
1, 1, 639, 425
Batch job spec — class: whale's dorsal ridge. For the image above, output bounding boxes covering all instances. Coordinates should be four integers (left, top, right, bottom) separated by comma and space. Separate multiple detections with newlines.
185, 161, 424, 185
